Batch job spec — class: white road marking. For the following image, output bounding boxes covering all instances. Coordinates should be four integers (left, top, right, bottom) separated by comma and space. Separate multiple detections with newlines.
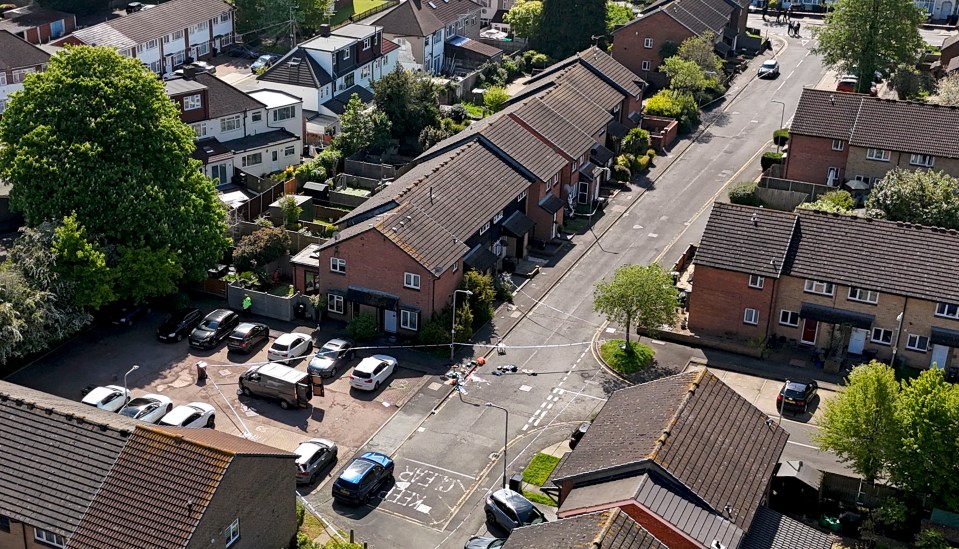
403, 458, 476, 480
787, 440, 820, 450
519, 385, 532, 392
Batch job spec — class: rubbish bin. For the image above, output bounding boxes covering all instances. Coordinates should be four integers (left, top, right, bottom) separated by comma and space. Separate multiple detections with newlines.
196, 361, 208, 382
508, 473, 523, 493
295, 302, 308, 319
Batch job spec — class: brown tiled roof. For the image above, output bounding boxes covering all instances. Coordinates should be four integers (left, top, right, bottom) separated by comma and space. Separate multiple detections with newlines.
71, 0, 232, 48
849, 98, 959, 158
536, 78, 615, 133
370, 0, 481, 37
742, 506, 838, 549
502, 509, 668, 549
554, 63, 625, 112
694, 202, 797, 277
446, 35, 502, 58
511, 98, 594, 157
656, 0, 732, 37
530, 46, 645, 100
788, 87, 862, 140
553, 370, 788, 532
482, 117, 567, 181
0, 29, 49, 70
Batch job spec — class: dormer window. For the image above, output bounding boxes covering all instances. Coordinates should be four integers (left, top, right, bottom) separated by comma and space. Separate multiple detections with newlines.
363, 37, 371, 50
343, 48, 350, 60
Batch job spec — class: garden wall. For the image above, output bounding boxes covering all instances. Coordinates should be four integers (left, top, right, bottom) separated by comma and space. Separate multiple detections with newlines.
344, 158, 397, 180
641, 116, 679, 151
235, 221, 326, 254
227, 285, 311, 323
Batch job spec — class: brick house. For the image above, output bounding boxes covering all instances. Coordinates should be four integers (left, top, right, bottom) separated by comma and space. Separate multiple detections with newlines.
54, 0, 234, 76
546, 369, 834, 549
166, 73, 303, 180
690, 202, 959, 372
0, 381, 296, 549
937, 34, 959, 73
784, 88, 959, 186
0, 30, 49, 114
0, 6, 75, 44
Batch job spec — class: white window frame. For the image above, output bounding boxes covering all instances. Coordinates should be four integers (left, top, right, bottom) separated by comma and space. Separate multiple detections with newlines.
363, 37, 371, 50
906, 333, 929, 352
220, 114, 241, 133
241, 152, 262, 167
284, 145, 296, 157
400, 309, 419, 331
0, 72, 6, 86
493, 211, 504, 224
479, 221, 491, 235
644, 37, 653, 48
330, 257, 346, 273
190, 122, 207, 138
831, 139, 844, 151
866, 148, 891, 162
847, 287, 879, 304
225, 518, 240, 547
550, 174, 559, 187
173, 30, 184, 40
343, 47, 350, 60
183, 94, 201, 111
936, 302, 959, 319
641, 60, 651, 71
517, 190, 527, 202
191, 21, 209, 34
273, 105, 295, 121
743, 308, 759, 325
404, 272, 421, 289
12, 68, 34, 83
804, 279, 835, 296
909, 153, 934, 167
779, 310, 799, 327
748, 274, 764, 289
252, 110, 262, 122
34, 528, 65, 548
328, 294, 344, 314
872, 327, 892, 345
195, 42, 210, 57
221, 10, 232, 21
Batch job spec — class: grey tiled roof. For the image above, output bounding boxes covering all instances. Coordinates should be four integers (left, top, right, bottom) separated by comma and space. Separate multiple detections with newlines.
370, 0, 481, 37
503, 508, 668, 549
511, 98, 594, 157
258, 48, 333, 88
71, 0, 231, 48
536, 81, 615, 134
849, 98, 959, 159
633, 473, 744, 548
193, 73, 265, 119
694, 202, 797, 277
789, 87, 863, 140
656, 0, 732, 37
482, 117, 567, 181
529, 46, 645, 100
0, 380, 137, 537
0, 29, 50, 70
741, 506, 838, 549
325, 84, 375, 115
942, 32, 959, 50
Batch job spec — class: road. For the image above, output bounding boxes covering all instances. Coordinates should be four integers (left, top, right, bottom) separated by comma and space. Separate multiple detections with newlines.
747, 12, 957, 48
306, 35, 835, 548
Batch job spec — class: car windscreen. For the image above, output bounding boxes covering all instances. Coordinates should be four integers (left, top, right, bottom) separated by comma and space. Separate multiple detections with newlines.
199, 319, 219, 330
521, 506, 546, 525
319, 344, 338, 355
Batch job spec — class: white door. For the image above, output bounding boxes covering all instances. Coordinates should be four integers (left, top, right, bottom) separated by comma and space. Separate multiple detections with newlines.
848, 328, 867, 354
930, 344, 949, 369
383, 310, 397, 333
271, 150, 280, 172
940, 1, 952, 18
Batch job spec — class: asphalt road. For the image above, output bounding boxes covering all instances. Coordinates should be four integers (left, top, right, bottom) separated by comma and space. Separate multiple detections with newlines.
746, 12, 958, 48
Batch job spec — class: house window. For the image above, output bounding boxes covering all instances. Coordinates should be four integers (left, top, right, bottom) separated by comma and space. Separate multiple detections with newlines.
344, 72, 355, 88
493, 211, 504, 223
854, 175, 871, 185
748, 274, 764, 289
220, 33, 233, 47
221, 114, 241, 133
425, 34, 431, 46
910, 153, 934, 167
363, 37, 371, 50
550, 174, 558, 187
644, 37, 653, 48
400, 309, 419, 331
744, 308, 759, 325
343, 47, 350, 60
866, 148, 891, 161
34, 528, 66, 548
0, 72, 6, 86
191, 21, 209, 34
190, 122, 207, 138
872, 327, 892, 345
183, 94, 202, 111
196, 42, 210, 56
173, 30, 184, 40
641, 60, 650, 71
779, 310, 799, 327
448, 24, 455, 36
361, 64, 371, 79
906, 334, 929, 352
284, 145, 296, 156
330, 257, 346, 273
225, 518, 240, 547
328, 294, 344, 314
479, 221, 491, 235
831, 139, 844, 151
847, 287, 879, 304
241, 152, 262, 167
804, 279, 835, 296
12, 68, 35, 83
404, 272, 421, 289
221, 10, 232, 21
251, 109, 263, 122
517, 190, 527, 202
936, 302, 959, 319
0, 515, 8, 532
273, 105, 295, 121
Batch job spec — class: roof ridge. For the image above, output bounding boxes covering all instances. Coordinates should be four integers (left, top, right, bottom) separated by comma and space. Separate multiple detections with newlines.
648, 369, 707, 461
592, 508, 620, 546
140, 425, 237, 457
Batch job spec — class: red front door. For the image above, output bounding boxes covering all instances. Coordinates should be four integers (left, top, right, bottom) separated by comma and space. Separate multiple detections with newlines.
801, 318, 818, 344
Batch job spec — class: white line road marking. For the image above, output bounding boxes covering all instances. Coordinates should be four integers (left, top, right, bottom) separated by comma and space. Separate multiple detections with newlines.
787, 440, 820, 450
533, 416, 542, 426
519, 385, 532, 392
554, 389, 608, 401
547, 403, 553, 410
403, 458, 476, 480
522, 424, 529, 431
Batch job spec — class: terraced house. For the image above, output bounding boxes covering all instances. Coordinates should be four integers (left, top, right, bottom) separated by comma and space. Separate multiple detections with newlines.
0, 30, 49, 114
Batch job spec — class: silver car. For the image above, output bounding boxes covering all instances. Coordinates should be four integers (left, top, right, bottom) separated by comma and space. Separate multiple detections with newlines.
484, 489, 547, 533
308, 338, 355, 378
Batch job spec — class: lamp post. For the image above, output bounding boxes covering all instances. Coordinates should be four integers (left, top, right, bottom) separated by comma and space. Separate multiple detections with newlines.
771, 100, 786, 153
890, 311, 905, 368
777, 378, 790, 425
451, 289, 473, 360
485, 402, 509, 490
123, 365, 139, 405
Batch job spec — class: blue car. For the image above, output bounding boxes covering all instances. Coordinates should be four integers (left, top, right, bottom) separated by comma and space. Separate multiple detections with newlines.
331, 452, 394, 505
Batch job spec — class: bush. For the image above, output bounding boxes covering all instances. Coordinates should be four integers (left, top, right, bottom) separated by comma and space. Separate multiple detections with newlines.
346, 312, 378, 341
316, 148, 342, 176
233, 227, 291, 272
760, 151, 784, 171
462, 271, 496, 327
484, 86, 509, 113
621, 128, 651, 155
915, 529, 950, 549
773, 128, 789, 146
611, 163, 631, 182
644, 89, 699, 133
634, 154, 650, 172
646, 149, 657, 159
728, 181, 761, 206
278, 194, 303, 230
449, 104, 468, 123
417, 306, 470, 353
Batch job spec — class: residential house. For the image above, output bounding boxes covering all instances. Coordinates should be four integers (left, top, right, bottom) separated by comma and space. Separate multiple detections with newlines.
367, 0, 497, 74
938, 34, 959, 72
502, 508, 669, 549
257, 23, 400, 116
0, 380, 296, 549
916, 0, 957, 20
54, 0, 234, 76
479, 0, 517, 28
0, 5, 75, 44
547, 368, 834, 549
166, 72, 303, 180
689, 202, 959, 372
0, 30, 49, 114
784, 88, 959, 187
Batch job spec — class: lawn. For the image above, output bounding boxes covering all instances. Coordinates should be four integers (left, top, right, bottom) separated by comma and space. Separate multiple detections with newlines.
522, 452, 561, 486
523, 490, 557, 507
329, 0, 389, 26
599, 339, 655, 376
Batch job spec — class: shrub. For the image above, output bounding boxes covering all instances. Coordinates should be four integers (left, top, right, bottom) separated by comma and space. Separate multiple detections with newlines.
611, 163, 631, 182
233, 227, 291, 272
728, 181, 761, 206
615, 154, 632, 168
449, 104, 468, 123
634, 154, 650, 172
316, 148, 342, 176
773, 128, 789, 146
278, 194, 303, 230
347, 312, 378, 341
760, 151, 784, 171
801, 189, 855, 212
646, 149, 657, 159
484, 86, 509, 113
621, 128, 651, 155
644, 90, 699, 133
462, 271, 496, 327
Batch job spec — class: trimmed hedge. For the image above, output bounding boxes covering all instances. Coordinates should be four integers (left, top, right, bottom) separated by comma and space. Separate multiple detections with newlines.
728, 181, 762, 206
761, 151, 784, 171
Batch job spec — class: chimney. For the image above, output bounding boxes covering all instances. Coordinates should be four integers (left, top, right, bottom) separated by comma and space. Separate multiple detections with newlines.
319, 23, 331, 37
182, 64, 198, 80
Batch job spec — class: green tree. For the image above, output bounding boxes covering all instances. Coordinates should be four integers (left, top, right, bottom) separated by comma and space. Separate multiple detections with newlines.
332, 93, 392, 156
644, 89, 699, 132
676, 32, 724, 78
593, 264, 678, 345
279, 195, 303, 230
606, 2, 634, 32
866, 169, 959, 229
51, 213, 114, 309
233, 227, 292, 272
112, 245, 183, 303
929, 73, 959, 106
815, 361, 899, 482
799, 190, 855, 213
662, 57, 708, 94
812, 0, 924, 94
418, 125, 456, 150
372, 68, 439, 152
0, 46, 229, 302
533, 0, 607, 59
621, 128, 651, 155
505, 0, 543, 40
461, 271, 496, 327
483, 85, 510, 113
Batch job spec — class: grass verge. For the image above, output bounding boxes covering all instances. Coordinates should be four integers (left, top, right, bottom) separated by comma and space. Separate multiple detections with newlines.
599, 339, 655, 376
522, 453, 561, 486
523, 490, 558, 507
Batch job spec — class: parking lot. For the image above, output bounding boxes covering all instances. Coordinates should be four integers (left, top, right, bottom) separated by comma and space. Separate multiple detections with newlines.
5, 310, 432, 488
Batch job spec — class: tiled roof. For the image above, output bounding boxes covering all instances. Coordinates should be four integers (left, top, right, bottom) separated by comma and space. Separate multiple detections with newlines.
849, 98, 959, 158
0, 29, 50, 70
71, 0, 232, 48
370, 0, 481, 37
481, 117, 567, 181
0, 6, 72, 35
193, 73, 265, 119
0, 381, 137, 537
258, 48, 333, 88
553, 370, 788, 532
503, 508, 668, 549
694, 202, 796, 277
942, 33, 959, 50
530, 46, 645, 100
789, 87, 863, 140
511, 98, 594, 157
325, 84, 374, 115
536, 84, 614, 137
446, 35, 502, 58
741, 506, 838, 549
646, 0, 732, 37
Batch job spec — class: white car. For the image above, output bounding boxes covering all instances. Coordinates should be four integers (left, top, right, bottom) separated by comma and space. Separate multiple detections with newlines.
159, 402, 215, 428
267, 332, 313, 363
81, 385, 130, 412
118, 394, 173, 424
349, 355, 397, 391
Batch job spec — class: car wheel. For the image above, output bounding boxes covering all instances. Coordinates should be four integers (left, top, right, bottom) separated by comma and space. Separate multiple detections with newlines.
280, 400, 291, 410
166, 404, 173, 413
241, 387, 252, 397
374, 381, 380, 391
206, 417, 215, 428
486, 510, 496, 525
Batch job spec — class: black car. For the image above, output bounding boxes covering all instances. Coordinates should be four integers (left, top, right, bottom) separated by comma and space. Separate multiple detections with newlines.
227, 322, 270, 354
777, 379, 819, 413
125, 1, 143, 13
331, 452, 394, 505
189, 309, 240, 349
569, 421, 591, 449
156, 308, 203, 342
106, 301, 151, 327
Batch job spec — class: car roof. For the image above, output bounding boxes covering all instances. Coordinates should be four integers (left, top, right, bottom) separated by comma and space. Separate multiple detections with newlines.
275, 332, 305, 344
323, 338, 351, 348
295, 439, 334, 462
340, 458, 375, 483
762, 59, 778, 65
492, 489, 534, 513
252, 362, 308, 383
355, 355, 395, 372
233, 322, 264, 334
83, 385, 124, 401
206, 308, 234, 320
359, 451, 392, 468
159, 404, 205, 425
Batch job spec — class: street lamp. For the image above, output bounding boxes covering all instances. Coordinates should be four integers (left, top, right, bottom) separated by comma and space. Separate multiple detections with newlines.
890, 311, 905, 368
771, 100, 786, 153
123, 365, 139, 405
485, 402, 509, 490
777, 378, 790, 425
451, 289, 473, 360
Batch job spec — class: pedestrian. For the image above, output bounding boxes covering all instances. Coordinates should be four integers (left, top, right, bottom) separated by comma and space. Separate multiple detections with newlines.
787, 22, 794, 35
795, 22, 801, 36
762, 1, 768, 20
242, 294, 252, 316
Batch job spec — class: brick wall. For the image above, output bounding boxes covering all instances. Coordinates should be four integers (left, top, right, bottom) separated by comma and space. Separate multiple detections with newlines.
611, 14, 693, 81
687, 265, 773, 340
783, 134, 848, 184
618, 503, 703, 549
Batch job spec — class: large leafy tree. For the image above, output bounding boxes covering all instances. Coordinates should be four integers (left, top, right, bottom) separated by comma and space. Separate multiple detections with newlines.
815, 361, 899, 483
812, 0, 924, 94
866, 169, 959, 229
505, 0, 543, 39
662, 57, 708, 95
372, 68, 439, 153
51, 214, 114, 309
593, 264, 678, 345
333, 93, 393, 156
533, 0, 607, 59
0, 46, 230, 302
606, 2, 634, 32
929, 73, 959, 106
676, 32, 724, 78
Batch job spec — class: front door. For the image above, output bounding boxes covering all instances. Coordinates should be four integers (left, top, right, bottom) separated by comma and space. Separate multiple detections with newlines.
271, 150, 280, 172
848, 328, 867, 354
930, 344, 949, 369
50, 19, 64, 38
939, 1, 952, 18
577, 181, 589, 204
801, 318, 818, 345
383, 310, 397, 333
211, 163, 229, 184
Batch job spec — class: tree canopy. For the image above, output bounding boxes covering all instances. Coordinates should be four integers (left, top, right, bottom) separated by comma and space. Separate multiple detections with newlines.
606, 2, 634, 32
532, 0, 607, 59
594, 264, 678, 345
866, 168, 959, 229
799, 189, 855, 213
929, 73, 959, 106
505, 0, 543, 39
676, 32, 724, 77
0, 46, 230, 302
372, 68, 440, 153
662, 57, 709, 94
332, 93, 393, 156
812, 0, 924, 94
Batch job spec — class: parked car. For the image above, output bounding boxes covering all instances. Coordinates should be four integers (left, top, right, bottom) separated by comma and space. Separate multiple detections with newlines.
81, 385, 130, 412
174, 61, 216, 76
267, 332, 313, 363
465, 537, 506, 549
105, 301, 151, 327
156, 308, 203, 342
250, 54, 278, 72
118, 394, 173, 424
227, 322, 270, 354
331, 452, 394, 505
569, 421, 591, 449
777, 379, 819, 413
485, 489, 547, 533
159, 402, 215, 428
294, 438, 338, 484
836, 75, 878, 95
349, 355, 397, 391
308, 338, 355, 378
189, 309, 240, 349
239, 363, 317, 409
758, 59, 780, 78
